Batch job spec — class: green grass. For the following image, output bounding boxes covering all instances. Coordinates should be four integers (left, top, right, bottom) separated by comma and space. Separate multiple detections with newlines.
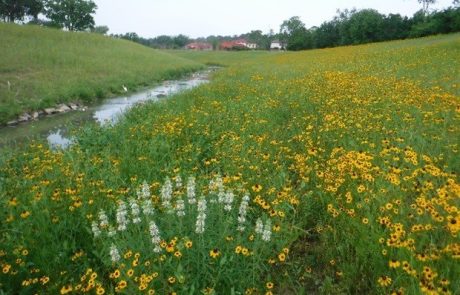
0, 23, 204, 124
0, 33, 459, 294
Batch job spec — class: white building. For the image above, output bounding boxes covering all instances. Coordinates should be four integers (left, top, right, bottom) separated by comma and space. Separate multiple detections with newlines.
270, 40, 285, 50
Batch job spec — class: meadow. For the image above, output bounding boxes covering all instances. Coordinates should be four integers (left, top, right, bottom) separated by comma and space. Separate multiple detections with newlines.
0, 32, 459, 294
0, 23, 203, 125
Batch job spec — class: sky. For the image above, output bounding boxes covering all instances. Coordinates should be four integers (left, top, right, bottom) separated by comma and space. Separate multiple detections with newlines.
93, 0, 455, 38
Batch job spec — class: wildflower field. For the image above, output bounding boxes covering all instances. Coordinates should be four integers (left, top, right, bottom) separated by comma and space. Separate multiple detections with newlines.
1, 33, 459, 294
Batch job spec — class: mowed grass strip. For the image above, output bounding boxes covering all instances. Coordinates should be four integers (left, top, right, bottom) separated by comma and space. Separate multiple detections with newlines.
0, 23, 203, 124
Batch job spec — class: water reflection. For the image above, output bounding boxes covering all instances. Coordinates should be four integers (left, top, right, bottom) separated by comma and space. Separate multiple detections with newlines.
0, 68, 215, 149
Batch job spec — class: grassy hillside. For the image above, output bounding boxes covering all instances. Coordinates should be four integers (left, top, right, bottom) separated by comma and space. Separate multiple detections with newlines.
0, 34, 459, 294
0, 23, 203, 124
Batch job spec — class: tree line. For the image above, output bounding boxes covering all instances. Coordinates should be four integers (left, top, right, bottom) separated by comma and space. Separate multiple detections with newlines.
280, 4, 460, 51
1, 0, 459, 51
0, 0, 97, 31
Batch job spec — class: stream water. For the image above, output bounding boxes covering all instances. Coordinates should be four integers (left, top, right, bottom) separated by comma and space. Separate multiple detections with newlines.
0, 68, 215, 149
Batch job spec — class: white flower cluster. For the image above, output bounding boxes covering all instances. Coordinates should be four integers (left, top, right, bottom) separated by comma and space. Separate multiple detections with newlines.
110, 244, 121, 262
224, 189, 234, 211
91, 221, 101, 237
209, 174, 224, 203
116, 201, 129, 231
137, 181, 151, 200
161, 177, 173, 213
98, 210, 109, 229
195, 197, 207, 234
255, 218, 272, 242
262, 219, 272, 242
255, 218, 264, 234
176, 199, 185, 217
237, 194, 250, 232
149, 221, 162, 253
129, 198, 141, 224
187, 176, 196, 204
142, 199, 155, 216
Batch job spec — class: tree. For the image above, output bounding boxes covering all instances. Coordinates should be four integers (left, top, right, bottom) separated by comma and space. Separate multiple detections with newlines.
280, 16, 310, 50
45, 0, 97, 31
418, 0, 436, 15
91, 25, 109, 35
0, 0, 44, 22
347, 9, 385, 44
173, 34, 190, 48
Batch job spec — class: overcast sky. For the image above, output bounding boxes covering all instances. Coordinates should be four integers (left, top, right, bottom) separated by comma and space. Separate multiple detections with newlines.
93, 0, 455, 38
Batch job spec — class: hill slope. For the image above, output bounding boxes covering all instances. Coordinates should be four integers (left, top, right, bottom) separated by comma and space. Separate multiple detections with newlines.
0, 23, 203, 124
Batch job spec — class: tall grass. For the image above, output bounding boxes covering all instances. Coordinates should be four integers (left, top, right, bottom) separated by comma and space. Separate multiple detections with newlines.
0, 23, 203, 124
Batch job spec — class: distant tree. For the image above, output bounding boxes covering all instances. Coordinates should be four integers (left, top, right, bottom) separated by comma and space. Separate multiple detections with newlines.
44, 0, 97, 31
383, 14, 410, 40
280, 16, 310, 50
347, 9, 385, 44
173, 34, 190, 48
418, 0, 436, 14
91, 25, 109, 35
0, 0, 44, 22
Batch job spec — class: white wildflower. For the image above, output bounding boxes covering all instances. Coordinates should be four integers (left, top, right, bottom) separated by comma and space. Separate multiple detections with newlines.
176, 199, 185, 217
161, 177, 173, 213
116, 201, 129, 231
255, 218, 264, 235
142, 199, 155, 216
262, 219, 272, 242
110, 244, 121, 262
149, 221, 162, 253
195, 197, 207, 234
91, 221, 101, 237
129, 198, 141, 224
137, 181, 151, 200
98, 210, 109, 228
237, 194, 250, 232
186, 176, 196, 204
224, 189, 234, 211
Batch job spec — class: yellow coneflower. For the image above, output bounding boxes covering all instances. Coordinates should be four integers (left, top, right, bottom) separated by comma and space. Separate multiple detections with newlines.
278, 253, 286, 262
185, 241, 193, 248
174, 251, 182, 258
209, 248, 220, 259
168, 276, 176, 284
117, 280, 127, 289
60, 285, 73, 294
252, 184, 262, 192
96, 286, 105, 294
235, 245, 242, 254
377, 275, 392, 287
388, 260, 400, 268
266, 282, 274, 289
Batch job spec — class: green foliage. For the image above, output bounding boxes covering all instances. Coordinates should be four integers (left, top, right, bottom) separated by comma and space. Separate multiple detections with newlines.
0, 23, 203, 124
91, 25, 109, 35
0, 0, 43, 22
280, 6, 460, 50
44, 0, 97, 31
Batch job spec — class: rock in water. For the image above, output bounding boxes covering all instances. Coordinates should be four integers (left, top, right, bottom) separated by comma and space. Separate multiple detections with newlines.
18, 113, 31, 122
57, 104, 71, 113
44, 108, 57, 115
